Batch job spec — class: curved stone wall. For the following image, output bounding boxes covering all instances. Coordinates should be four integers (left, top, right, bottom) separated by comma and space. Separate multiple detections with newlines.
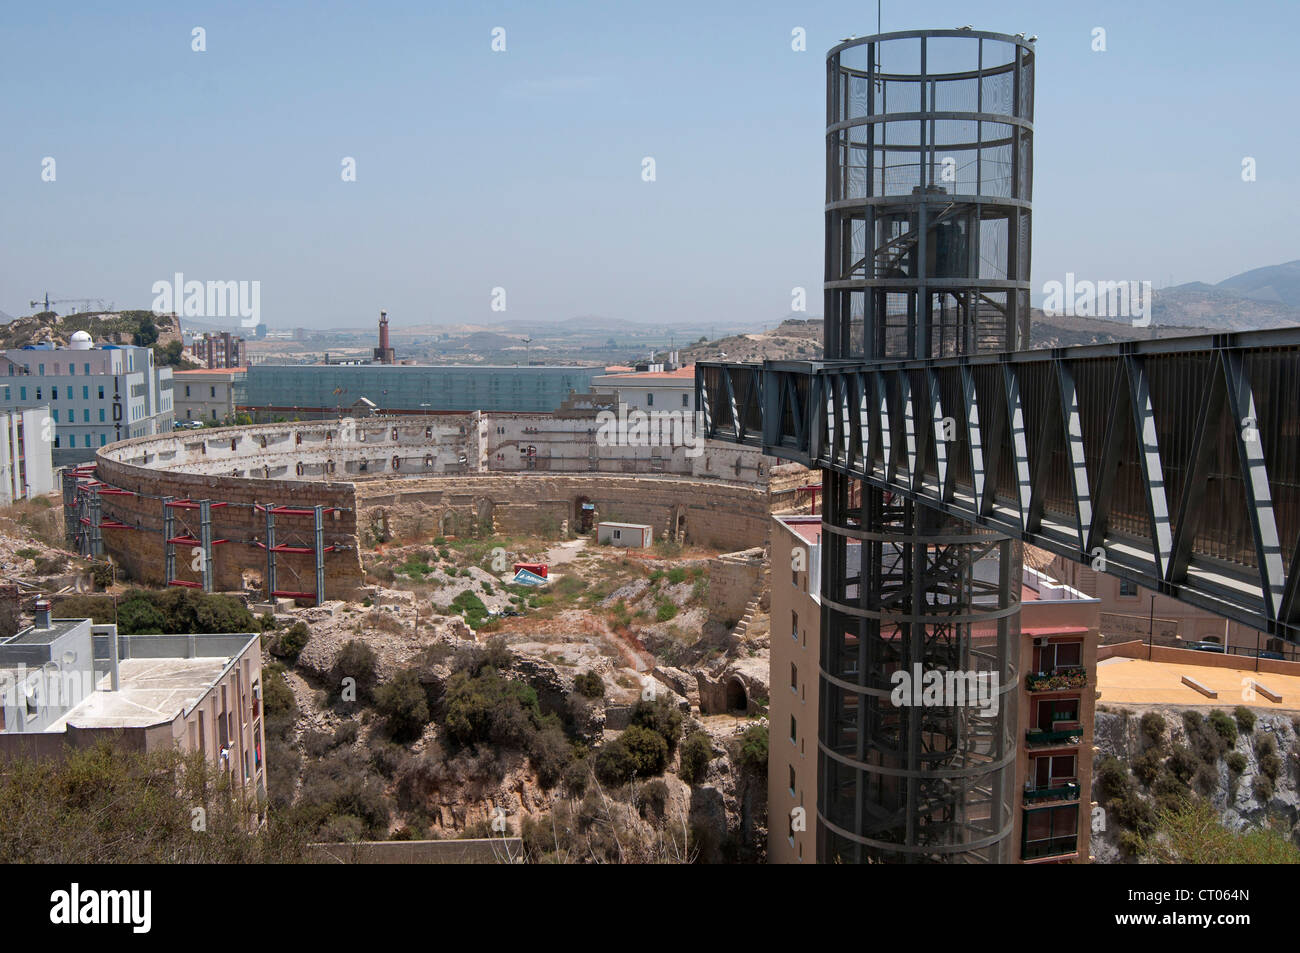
83, 417, 806, 600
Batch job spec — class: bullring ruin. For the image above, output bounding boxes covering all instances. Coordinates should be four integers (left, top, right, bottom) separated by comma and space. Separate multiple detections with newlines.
64, 410, 814, 602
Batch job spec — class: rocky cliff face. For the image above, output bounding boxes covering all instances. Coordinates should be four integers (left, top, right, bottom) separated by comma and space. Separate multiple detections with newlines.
1092, 707, 1300, 863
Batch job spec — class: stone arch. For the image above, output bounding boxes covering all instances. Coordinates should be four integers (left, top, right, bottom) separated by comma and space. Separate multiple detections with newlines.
725, 677, 748, 714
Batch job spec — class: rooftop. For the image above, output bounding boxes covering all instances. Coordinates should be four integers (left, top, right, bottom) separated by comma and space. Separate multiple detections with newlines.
49, 656, 232, 731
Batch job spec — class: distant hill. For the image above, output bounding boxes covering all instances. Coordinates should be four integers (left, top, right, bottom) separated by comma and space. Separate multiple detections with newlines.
1215, 260, 1300, 308
1156, 261, 1300, 330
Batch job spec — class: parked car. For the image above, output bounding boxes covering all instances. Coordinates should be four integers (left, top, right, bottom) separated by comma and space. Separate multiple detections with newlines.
1186, 640, 1226, 653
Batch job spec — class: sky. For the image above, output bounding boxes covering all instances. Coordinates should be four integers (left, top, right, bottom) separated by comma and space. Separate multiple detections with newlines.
1, 0, 1297, 331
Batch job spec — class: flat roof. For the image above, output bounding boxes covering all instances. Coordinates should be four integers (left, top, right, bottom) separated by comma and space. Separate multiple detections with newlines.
4, 619, 83, 646
775, 514, 822, 545
48, 656, 232, 731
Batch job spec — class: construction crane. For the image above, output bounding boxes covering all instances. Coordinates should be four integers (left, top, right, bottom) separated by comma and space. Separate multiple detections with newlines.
29, 294, 113, 314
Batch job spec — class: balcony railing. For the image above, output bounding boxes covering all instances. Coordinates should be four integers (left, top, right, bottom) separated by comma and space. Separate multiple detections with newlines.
1022, 836, 1080, 860
1025, 727, 1083, 747
1025, 668, 1088, 691
1023, 782, 1080, 804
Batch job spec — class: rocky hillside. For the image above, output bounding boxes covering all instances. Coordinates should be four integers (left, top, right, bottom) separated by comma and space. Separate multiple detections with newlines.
1093, 705, 1300, 862
0, 309, 180, 349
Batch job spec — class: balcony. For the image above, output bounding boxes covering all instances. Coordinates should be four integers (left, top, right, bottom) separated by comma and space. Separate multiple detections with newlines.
1025, 667, 1088, 692
1023, 782, 1080, 805
1025, 727, 1083, 747
1022, 836, 1080, 861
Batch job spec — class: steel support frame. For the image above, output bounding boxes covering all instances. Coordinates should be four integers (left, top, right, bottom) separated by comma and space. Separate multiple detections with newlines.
698, 327, 1300, 643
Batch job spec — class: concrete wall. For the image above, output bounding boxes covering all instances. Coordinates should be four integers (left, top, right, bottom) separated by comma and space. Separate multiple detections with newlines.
356, 473, 777, 552
308, 838, 523, 864
767, 517, 821, 864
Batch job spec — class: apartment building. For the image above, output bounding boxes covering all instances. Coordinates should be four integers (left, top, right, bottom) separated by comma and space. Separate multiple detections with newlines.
0, 407, 56, 504
590, 364, 696, 414
189, 331, 246, 369
0, 334, 173, 466
770, 516, 1100, 864
0, 604, 266, 812
174, 367, 247, 425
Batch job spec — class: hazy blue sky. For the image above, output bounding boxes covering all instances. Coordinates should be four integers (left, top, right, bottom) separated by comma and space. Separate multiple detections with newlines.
2, 0, 1296, 330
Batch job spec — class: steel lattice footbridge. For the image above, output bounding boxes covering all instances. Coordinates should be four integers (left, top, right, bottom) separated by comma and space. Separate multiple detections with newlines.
697, 327, 1300, 646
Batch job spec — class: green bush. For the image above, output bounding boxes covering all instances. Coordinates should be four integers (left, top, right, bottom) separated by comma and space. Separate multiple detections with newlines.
1133, 747, 1163, 787
261, 664, 296, 720
1208, 709, 1236, 744
1167, 746, 1198, 784
14, 547, 38, 561
593, 737, 638, 786
620, 724, 669, 776
1253, 775, 1275, 802
269, 621, 311, 660
443, 667, 541, 749
374, 669, 431, 741
331, 640, 378, 703
89, 561, 115, 589
1094, 756, 1131, 801
1140, 711, 1167, 748
655, 600, 678, 623
630, 697, 683, 752
737, 724, 768, 772
1234, 706, 1257, 734
572, 671, 605, 699
1226, 751, 1247, 774
679, 732, 714, 784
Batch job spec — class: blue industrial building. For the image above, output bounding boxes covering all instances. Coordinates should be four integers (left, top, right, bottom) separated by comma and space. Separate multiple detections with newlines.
241, 363, 609, 418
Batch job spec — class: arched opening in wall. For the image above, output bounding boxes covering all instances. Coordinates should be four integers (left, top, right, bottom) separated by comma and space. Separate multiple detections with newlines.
674, 506, 687, 542
391, 427, 399, 441
726, 678, 748, 714
230, 438, 237, 451
441, 512, 455, 537
296, 462, 304, 476
392, 455, 401, 471
295, 432, 302, 446
424, 455, 434, 469
574, 497, 594, 534
425, 427, 433, 439
476, 499, 494, 535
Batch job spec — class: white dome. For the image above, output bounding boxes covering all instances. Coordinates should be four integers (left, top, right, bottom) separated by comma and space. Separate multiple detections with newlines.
69, 330, 93, 350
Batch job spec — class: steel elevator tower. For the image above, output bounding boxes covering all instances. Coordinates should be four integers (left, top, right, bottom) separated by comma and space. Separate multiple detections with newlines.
818, 30, 1034, 862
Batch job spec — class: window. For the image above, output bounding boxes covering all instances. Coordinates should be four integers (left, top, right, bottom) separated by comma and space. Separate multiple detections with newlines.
82, 385, 89, 399
38, 364, 44, 376
1034, 697, 1081, 730
51, 409, 58, 422
1035, 640, 1083, 673
2, 387, 8, 401
789, 765, 796, 796
51, 386, 57, 399
210, 386, 216, 398
789, 715, 796, 744
84, 363, 90, 375
68, 365, 74, 376
99, 408, 105, 422
1022, 805, 1079, 859
34, 388, 41, 400
185, 386, 190, 397
1033, 753, 1077, 789
790, 662, 797, 692
98, 385, 104, 399
646, 392, 654, 407
19, 387, 25, 401
100, 434, 106, 446
792, 610, 798, 640
1119, 578, 1138, 596
681, 393, 689, 407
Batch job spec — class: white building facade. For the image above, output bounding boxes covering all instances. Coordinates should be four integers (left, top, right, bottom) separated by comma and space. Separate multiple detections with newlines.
0, 407, 56, 504
0, 334, 173, 467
